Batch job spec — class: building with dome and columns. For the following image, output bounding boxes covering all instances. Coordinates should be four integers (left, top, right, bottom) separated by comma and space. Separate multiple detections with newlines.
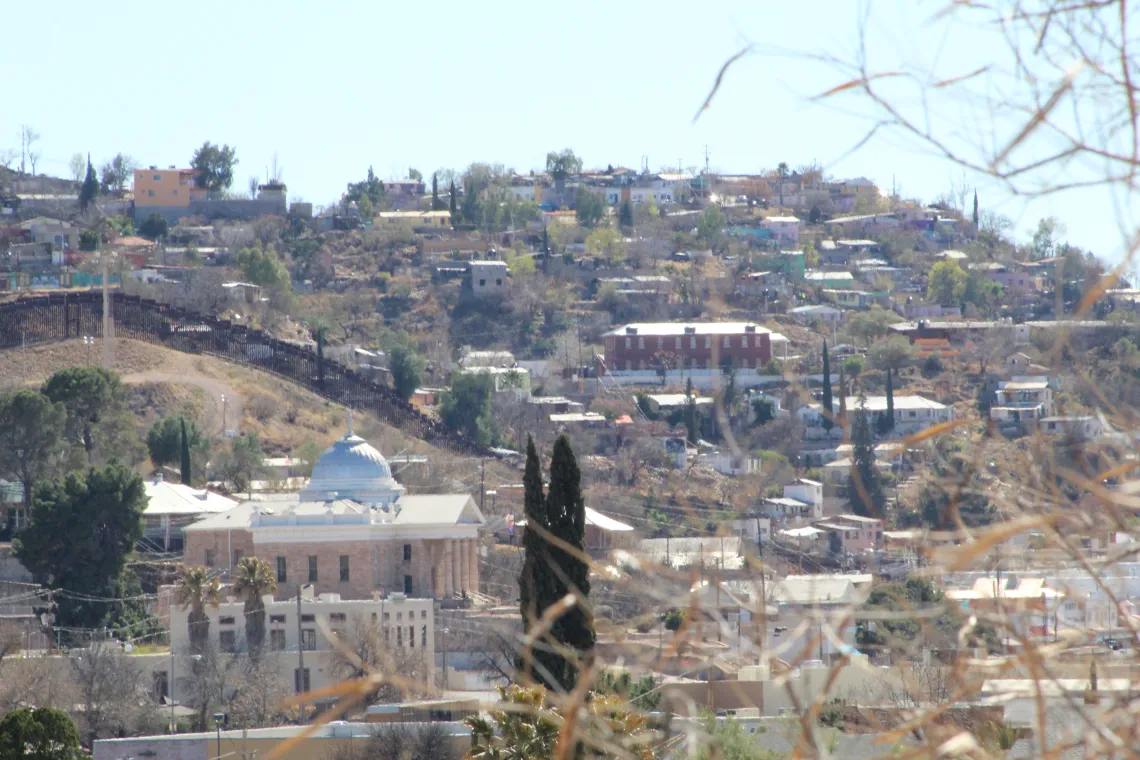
183, 415, 485, 601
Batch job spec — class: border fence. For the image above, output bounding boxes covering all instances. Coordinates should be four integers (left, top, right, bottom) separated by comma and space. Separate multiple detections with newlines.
0, 292, 494, 458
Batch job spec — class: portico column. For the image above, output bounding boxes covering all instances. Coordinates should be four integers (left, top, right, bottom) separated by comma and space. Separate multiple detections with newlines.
450, 539, 462, 596
460, 540, 471, 594
468, 539, 479, 596
442, 541, 453, 597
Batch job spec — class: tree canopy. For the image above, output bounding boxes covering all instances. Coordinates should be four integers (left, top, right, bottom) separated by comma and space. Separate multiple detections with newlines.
78, 156, 99, 212
146, 415, 209, 480
99, 153, 135, 196
389, 344, 425, 402
927, 260, 968, 307
574, 186, 605, 228
41, 367, 140, 467
545, 149, 582, 183
846, 411, 884, 518
236, 242, 291, 290
138, 212, 169, 240
0, 707, 83, 760
14, 463, 146, 628
346, 166, 386, 209
0, 389, 66, 506
190, 141, 238, 191
697, 205, 727, 249
440, 372, 495, 445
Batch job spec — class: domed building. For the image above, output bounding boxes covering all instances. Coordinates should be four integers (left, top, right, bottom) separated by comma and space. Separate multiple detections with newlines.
299, 428, 405, 505
185, 414, 484, 602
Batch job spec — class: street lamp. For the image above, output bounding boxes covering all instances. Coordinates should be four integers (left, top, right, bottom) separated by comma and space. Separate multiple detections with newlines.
213, 713, 225, 759
83, 336, 93, 365
220, 395, 227, 436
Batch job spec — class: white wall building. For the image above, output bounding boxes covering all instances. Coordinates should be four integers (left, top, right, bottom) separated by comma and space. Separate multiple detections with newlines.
798, 395, 952, 438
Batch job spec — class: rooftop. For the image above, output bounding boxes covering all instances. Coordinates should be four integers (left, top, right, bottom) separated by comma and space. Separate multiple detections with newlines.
143, 479, 239, 517
603, 322, 774, 338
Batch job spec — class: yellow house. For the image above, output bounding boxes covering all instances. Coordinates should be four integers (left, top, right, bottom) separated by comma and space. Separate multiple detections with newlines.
134, 167, 203, 208
373, 210, 451, 228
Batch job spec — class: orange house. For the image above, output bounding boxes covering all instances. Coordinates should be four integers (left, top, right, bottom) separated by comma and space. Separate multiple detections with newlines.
134, 167, 204, 208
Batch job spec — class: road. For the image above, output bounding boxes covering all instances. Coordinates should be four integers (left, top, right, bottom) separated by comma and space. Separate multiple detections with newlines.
122, 371, 242, 437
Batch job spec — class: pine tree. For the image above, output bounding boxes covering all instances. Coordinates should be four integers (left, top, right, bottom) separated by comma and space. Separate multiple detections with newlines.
972, 190, 979, 228
180, 417, 192, 485
542, 225, 550, 255
821, 341, 834, 431
79, 155, 99, 212
846, 410, 884, 517
683, 377, 698, 444
449, 180, 458, 221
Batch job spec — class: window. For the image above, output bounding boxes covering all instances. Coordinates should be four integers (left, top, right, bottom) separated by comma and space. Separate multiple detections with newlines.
403, 544, 412, 562
270, 614, 285, 624
675, 337, 681, 349
704, 337, 711, 349
383, 612, 390, 622
148, 190, 155, 197
339, 555, 350, 582
396, 612, 402, 621
219, 616, 235, 626
479, 279, 486, 286
232, 549, 243, 566
657, 338, 663, 349
689, 337, 696, 349
205, 549, 216, 567
422, 625, 428, 646
329, 612, 346, 623
742, 336, 749, 348
153, 174, 162, 181
723, 336, 731, 348
404, 575, 413, 595
495, 279, 502, 285
301, 614, 315, 623
397, 626, 403, 647
294, 668, 310, 693
219, 630, 236, 652
308, 556, 318, 583
270, 630, 286, 651
409, 626, 415, 648
637, 337, 644, 349
625, 337, 631, 349
300, 629, 316, 651
421, 610, 428, 618
276, 557, 287, 583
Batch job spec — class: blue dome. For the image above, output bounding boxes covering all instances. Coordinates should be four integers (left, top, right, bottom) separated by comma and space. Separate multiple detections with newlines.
299, 433, 404, 505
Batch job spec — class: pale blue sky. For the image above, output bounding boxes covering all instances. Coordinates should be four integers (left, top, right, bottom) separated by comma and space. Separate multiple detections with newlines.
2, 1, 1133, 262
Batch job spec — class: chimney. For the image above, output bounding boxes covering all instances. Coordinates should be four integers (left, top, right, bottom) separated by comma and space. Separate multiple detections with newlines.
625, 326, 638, 335
745, 325, 757, 333
684, 326, 696, 334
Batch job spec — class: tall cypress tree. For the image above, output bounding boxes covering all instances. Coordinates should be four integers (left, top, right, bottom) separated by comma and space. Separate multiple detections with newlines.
875, 366, 893, 437
79, 155, 99, 212
517, 434, 595, 692
449, 180, 458, 221
180, 417, 192, 485
837, 365, 847, 426
972, 190, 979, 228
821, 341, 833, 431
544, 434, 594, 690
846, 410, 883, 517
431, 173, 442, 211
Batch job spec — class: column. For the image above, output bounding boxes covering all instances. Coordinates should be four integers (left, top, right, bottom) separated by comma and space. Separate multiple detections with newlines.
442, 541, 454, 597
460, 540, 471, 595
450, 539, 462, 596
468, 539, 479, 596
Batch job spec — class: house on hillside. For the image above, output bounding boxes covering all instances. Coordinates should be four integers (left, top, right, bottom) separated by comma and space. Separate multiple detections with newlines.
803, 270, 855, 290
989, 376, 1056, 431
142, 475, 240, 552
469, 260, 508, 298
798, 395, 952, 439
761, 216, 800, 246
789, 304, 844, 325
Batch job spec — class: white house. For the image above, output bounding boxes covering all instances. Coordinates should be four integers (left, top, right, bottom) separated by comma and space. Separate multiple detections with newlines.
789, 304, 844, 325
990, 376, 1055, 427
469, 260, 508, 298
798, 395, 952, 438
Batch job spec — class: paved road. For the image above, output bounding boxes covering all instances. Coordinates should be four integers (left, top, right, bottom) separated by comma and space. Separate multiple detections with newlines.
122, 371, 242, 437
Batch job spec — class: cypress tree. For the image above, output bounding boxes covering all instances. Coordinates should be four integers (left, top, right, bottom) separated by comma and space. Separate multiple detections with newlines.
837, 365, 847, 426
542, 225, 550, 255
821, 341, 833, 431
683, 377, 698, 444
79, 155, 99, 212
180, 417, 192, 485
972, 190, 979, 228
449, 180, 458, 221
431, 173, 442, 211
846, 410, 883, 517
518, 435, 551, 685
884, 368, 895, 433
544, 434, 594, 690
619, 198, 634, 229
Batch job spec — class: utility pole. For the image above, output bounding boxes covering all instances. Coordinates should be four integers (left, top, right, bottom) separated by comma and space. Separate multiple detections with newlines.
296, 590, 305, 722
441, 627, 449, 690
479, 459, 486, 512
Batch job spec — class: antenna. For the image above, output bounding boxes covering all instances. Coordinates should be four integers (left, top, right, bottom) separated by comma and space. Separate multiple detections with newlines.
704, 145, 711, 175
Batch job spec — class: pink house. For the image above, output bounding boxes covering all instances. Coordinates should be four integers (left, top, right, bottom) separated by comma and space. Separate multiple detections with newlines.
815, 514, 883, 553
969, 263, 1043, 293
761, 216, 800, 247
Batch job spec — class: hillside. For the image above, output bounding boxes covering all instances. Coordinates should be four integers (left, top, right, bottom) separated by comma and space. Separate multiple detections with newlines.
0, 338, 518, 495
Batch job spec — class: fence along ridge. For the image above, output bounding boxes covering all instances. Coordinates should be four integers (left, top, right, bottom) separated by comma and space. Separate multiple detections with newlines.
0, 291, 494, 458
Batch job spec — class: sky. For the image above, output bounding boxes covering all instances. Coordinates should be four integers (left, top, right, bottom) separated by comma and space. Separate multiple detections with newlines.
2, 1, 1135, 263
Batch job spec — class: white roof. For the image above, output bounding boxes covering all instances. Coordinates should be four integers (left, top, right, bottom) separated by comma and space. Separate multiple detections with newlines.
645, 393, 713, 407
184, 494, 482, 531
945, 577, 1065, 601
376, 210, 451, 219
516, 507, 632, 533
549, 412, 608, 424
764, 216, 799, 223
143, 480, 239, 517
778, 526, 826, 538
804, 270, 854, 281
769, 576, 860, 605
790, 305, 841, 314
802, 394, 946, 413
603, 322, 774, 338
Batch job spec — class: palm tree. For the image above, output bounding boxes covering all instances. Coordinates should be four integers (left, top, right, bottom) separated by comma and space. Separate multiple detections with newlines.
776, 162, 790, 207
232, 556, 276, 657
176, 565, 221, 654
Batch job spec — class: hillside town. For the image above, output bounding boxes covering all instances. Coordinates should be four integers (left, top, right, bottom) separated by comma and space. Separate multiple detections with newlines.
1, 6, 1138, 756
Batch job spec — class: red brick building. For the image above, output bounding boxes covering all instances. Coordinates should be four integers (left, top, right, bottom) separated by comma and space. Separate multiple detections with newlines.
600, 322, 782, 372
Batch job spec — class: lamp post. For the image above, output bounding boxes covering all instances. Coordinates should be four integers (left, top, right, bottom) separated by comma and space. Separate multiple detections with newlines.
213, 712, 225, 759
220, 395, 227, 436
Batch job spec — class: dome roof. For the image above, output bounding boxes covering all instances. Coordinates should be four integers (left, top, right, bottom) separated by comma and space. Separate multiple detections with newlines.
299, 431, 404, 505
